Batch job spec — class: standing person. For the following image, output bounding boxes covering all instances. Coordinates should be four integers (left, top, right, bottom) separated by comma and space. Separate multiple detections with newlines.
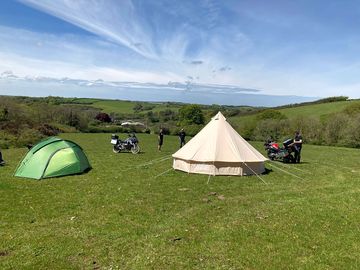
0, 149, 5, 166
293, 131, 303, 163
158, 128, 164, 151
178, 128, 186, 148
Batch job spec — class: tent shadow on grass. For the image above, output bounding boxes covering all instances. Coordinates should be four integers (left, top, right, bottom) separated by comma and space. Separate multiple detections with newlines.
263, 168, 273, 175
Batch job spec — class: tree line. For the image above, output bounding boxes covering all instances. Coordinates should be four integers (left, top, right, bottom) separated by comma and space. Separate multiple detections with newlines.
0, 96, 210, 148
1, 95, 359, 149
237, 103, 360, 148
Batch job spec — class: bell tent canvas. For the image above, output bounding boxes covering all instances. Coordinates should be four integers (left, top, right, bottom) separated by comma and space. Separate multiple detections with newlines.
172, 112, 267, 176
14, 137, 91, 180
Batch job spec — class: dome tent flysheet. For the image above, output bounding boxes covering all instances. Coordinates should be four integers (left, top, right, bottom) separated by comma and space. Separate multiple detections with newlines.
14, 137, 91, 179
172, 112, 268, 176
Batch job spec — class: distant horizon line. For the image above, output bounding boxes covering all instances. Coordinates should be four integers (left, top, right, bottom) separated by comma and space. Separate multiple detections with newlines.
0, 70, 322, 107
0, 93, 335, 110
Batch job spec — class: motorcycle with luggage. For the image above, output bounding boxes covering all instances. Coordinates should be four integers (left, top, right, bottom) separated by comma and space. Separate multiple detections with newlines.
264, 138, 295, 163
111, 134, 140, 154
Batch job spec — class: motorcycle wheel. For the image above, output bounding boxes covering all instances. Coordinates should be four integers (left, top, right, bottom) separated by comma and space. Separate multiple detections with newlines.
131, 144, 140, 154
113, 145, 121, 153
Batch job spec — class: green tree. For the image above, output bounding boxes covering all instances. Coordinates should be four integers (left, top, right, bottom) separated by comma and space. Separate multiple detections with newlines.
178, 104, 205, 125
256, 109, 287, 120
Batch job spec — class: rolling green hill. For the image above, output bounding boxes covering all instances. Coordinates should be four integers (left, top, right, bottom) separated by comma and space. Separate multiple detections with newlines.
73, 98, 183, 114
71, 96, 360, 123
274, 99, 360, 119
229, 99, 360, 126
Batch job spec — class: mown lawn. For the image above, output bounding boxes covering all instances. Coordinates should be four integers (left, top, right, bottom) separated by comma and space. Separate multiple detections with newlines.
1, 133, 360, 269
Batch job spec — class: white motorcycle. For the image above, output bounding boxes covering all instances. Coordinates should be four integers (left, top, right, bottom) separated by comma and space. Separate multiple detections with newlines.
111, 134, 140, 154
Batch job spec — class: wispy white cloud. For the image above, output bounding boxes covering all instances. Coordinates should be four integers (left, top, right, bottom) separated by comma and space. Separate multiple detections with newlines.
0, 51, 184, 83
18, 0, 251, 64
2, 0, 360, 102
20, 0, 158, 58
0, 70, 261, 93
0, 25, 185, 82
1, 23, 354, 98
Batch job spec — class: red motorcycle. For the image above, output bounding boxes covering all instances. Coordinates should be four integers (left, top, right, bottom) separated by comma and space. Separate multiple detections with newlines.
264, 138, 295, 163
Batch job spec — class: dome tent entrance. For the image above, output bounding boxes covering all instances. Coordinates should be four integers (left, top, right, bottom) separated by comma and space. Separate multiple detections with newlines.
172, 112, 268, 176
14, 137, 91, 180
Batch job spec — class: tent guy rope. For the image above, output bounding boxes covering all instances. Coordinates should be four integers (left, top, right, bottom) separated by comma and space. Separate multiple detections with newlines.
243, 162, 268, 185
273, 160, 310, 174
152, 168, 173, 179
123, 155, 172, 172
267, 162, 304, 180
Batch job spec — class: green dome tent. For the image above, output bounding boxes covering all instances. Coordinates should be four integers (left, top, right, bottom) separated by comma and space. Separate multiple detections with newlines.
14, 137, 91, 180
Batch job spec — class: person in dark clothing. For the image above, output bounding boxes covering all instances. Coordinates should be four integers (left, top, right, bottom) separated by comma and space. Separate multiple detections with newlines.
178, 128, 186, 148
0, 149, 5, 166
158, 128, 164, 151
293, 131, 303, 163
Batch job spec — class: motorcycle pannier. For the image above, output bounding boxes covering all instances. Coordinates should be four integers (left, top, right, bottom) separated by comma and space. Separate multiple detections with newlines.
283, 138, 294, 148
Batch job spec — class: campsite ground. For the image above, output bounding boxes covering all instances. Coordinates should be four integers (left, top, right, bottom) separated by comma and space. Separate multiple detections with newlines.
1, 133, 360, 269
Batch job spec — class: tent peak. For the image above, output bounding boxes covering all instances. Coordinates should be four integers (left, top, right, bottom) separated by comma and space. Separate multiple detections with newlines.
212, 111, 226, 121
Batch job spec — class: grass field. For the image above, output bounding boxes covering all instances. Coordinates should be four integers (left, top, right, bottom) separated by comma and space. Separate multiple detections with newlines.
89, 100, 140, 114
279, 100, 360, 119
229, 99, 360, 128
1, 133, 360, 269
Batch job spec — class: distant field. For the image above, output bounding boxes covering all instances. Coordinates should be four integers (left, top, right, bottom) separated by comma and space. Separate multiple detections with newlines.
82, 99, 181, 114
1, 133, 360, 269
90, 100, 138, 114
71, 98, 251, 115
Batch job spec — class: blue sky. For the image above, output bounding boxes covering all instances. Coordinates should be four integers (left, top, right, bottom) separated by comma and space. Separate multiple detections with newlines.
0, 0, 360, 105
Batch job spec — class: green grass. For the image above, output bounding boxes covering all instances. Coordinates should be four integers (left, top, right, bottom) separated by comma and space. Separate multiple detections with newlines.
1, 133, 360, 269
